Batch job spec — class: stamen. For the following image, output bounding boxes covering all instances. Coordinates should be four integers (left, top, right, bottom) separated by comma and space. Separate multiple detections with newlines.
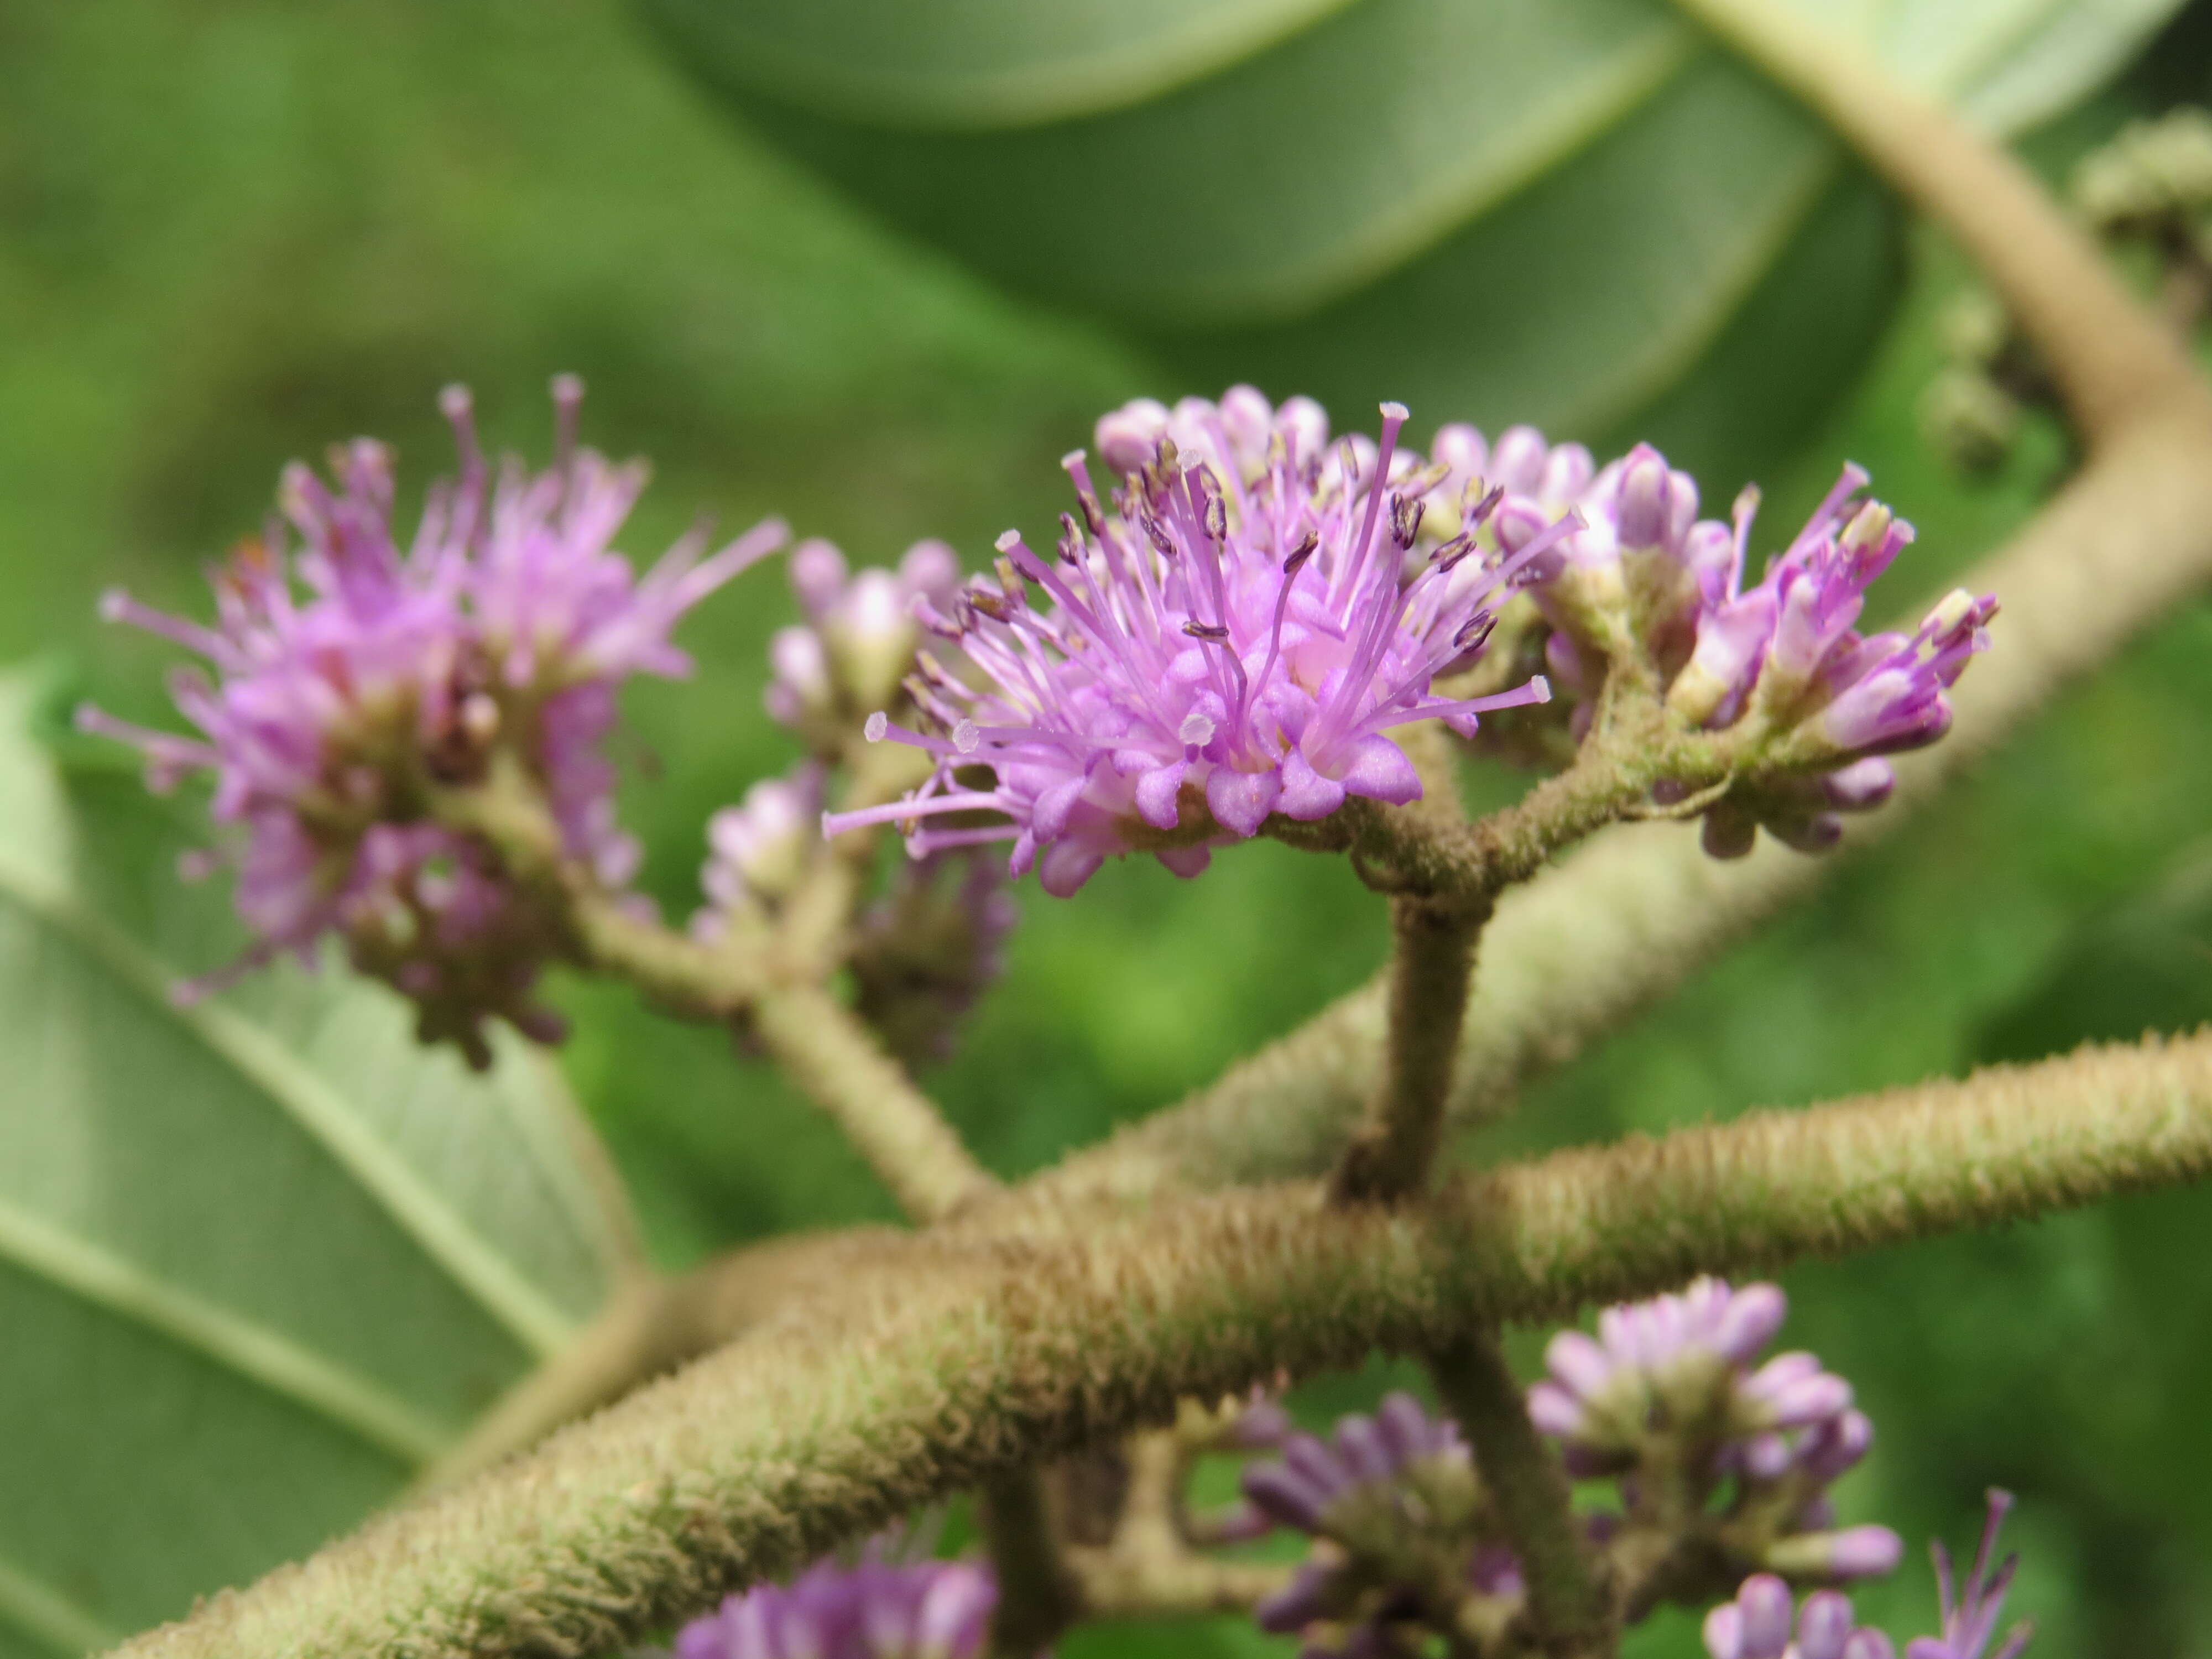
1061, 451, 1109, 539
550, 373, 585, 476
1336, 401, 1408, 608
1350, 674, 1552, 740
822, 789, 1007, 837
97, 588, 248, 670
1390, 493, 1425, 550
1240, 537, 1317, 734
439, 384, 483, 481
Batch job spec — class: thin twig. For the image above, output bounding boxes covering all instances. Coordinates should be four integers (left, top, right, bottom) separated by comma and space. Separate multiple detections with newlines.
977, 1473, 1083, 1657
1062, 1425, 1294, 1619
1329, 897, 1489, 1203
749, 984, 998, 1224
1665, 0, 2199, 445
1430, 1331, 1609, 1657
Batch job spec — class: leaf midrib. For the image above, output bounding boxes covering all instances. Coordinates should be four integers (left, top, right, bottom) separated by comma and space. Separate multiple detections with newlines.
0, 1547, 114, 1659
0, 844, 576, 1362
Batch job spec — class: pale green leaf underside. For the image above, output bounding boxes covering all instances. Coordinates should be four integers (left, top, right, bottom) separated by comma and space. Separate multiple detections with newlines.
0, 668, 640, 1652
643, 0, 1359, 128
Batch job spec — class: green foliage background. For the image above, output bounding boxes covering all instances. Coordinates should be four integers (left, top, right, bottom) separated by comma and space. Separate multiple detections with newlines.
4, 1, 2212, 1653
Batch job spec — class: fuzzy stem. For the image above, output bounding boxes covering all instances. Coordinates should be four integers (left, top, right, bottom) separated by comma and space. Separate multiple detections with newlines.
1666, 0, 2199, 445
434, 761, 997, 1225
1338, 719, 1725, 912
1430, 1331, 1609, 1657
112, 1031, 2212, 1659
432, 756, 761, 1019
749, 983, 998, 1224
413, 1229, 912, 1490
1330, 898, 1488, 1203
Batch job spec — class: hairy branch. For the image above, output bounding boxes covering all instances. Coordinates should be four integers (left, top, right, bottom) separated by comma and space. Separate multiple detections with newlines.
115, 1031, 2212, 1659
436, 759, 994, 1225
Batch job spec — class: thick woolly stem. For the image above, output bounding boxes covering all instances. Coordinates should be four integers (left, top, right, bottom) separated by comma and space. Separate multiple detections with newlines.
1430, 1331, 1609, 1657
112, 1032, 2212, 1659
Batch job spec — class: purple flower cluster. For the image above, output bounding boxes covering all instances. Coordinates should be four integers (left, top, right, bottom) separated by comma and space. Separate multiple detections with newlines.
1662, 472, 1994, 855
1241, 1390, 1470, 1541
1705, 1575, 1893, 1659
675, 1557, 995, 1659
1243, 1392, 1514, 1656
1444, 420, 1993, 854
1704, 1490, 2032, 1659
823, 389, 1559, 895
1529, 1278, 1899, 1582
769, 538, 960, 751
847, 849, 1019, 1070
83, 378, 783, 1056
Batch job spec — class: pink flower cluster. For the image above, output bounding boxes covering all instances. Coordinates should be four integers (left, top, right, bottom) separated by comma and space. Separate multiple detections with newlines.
1531, 1277, 1900, 1582
1464, 425, 1992, 853
824, 389, 1559, 894
82, 379, 782, 1056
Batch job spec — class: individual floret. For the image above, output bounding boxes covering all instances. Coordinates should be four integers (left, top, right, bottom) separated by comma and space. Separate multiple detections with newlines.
693, 763, 828, 938
768, 538, 960, 754
1904, 1491, 2033, 1659
1704, 1576, 1895, 1659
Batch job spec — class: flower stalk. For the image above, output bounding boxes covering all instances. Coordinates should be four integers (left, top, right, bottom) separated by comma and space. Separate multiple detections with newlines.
1430, 1329, 1610, 1657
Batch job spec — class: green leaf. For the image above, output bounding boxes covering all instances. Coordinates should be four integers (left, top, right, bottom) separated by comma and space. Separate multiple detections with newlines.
640, 0, 1359, 128
653, 0, 2184, 466
722, 0, 1695, 324
0, 664, 640, 1654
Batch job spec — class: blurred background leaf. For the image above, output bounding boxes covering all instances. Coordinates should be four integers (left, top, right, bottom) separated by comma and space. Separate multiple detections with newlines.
0, 663, 639, 1654
645, 0, 2187, 479
3, 0, 2212, 1654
